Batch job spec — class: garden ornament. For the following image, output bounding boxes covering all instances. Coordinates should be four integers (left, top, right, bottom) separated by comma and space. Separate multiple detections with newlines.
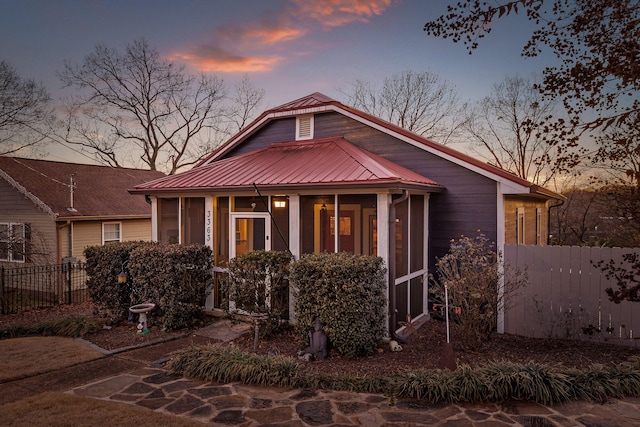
300, 316, 328, 360
389, 340, 403, 352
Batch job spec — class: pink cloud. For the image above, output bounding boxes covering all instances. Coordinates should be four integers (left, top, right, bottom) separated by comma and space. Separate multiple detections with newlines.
169, 0, 396, 73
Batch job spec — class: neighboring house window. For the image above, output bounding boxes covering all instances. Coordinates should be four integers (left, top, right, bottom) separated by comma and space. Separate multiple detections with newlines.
0, 222, 28, 262
516, 208, 525, 245
536, 208, 543, 245
296, 114, 314, 140
102, 222, 122, 244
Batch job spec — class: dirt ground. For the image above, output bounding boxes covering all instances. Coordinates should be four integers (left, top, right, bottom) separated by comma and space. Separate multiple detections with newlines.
1, 303, 639, 377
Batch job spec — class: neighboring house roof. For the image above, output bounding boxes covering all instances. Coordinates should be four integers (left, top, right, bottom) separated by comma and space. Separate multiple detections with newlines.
132, 137, 444, 194
199, 92, 563, 200
0, 156, 165, 220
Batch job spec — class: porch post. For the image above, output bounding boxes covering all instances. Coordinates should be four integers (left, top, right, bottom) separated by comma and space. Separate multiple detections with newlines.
496, 182, 506, 334
288, 194, 300, 323
204, 196, 215, 311
150, 196, 158, 242
377, 193, 391, 336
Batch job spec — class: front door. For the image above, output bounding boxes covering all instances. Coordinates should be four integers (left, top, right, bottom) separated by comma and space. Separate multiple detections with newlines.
230, 213, 271, 258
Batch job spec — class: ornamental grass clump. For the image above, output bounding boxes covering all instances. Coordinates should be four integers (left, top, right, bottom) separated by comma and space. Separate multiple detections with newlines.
479, 360, 573, 405
0, 315, 98, 340
167, 346, 640, 405
167, 344, 310, 388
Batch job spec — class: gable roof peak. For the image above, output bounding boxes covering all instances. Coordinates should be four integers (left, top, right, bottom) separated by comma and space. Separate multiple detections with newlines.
272, 92, 337, 112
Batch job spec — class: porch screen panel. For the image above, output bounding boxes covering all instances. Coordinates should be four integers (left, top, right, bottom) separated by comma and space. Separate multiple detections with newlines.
213, 197, 229, 309
410, 195, 424, 271
338, 194, 377, 255
271, 197, 290, 252
182, 198, 205, 245
235, 196, 268, 212
410, 276, 424, 319
300, 195, 332, 255
396, 280, 409, 329
394, 195, 409, 277
158, 198, 179, 244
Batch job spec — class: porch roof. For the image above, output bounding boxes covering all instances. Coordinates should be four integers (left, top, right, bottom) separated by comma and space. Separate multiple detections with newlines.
131, 136, 444, 194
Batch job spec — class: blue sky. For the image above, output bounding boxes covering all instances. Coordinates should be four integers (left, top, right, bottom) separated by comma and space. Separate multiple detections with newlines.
0, 0, 553, 106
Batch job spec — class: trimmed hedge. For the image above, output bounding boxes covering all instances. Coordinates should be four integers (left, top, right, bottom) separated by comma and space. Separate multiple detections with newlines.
84, 241, 153, 320
129, 244, 212, 330
290, 252, 387, 358
85, 242, 212, 330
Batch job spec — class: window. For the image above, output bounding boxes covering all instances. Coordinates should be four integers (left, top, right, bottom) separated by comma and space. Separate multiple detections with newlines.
516, 208, 525, 245
102, 222, 121, 244
0, 222, 28, 262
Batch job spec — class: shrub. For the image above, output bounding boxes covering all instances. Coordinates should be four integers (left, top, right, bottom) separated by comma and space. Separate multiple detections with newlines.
290, 252, 387, 358
84, 241, 153, 320
430, 232, 527, 350
222, 250, 293, 321
129, 244, 212, 330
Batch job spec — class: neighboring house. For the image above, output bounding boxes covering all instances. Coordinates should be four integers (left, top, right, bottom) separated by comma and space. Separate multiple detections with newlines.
0, 156, 165, 266
131, 93, 563, 333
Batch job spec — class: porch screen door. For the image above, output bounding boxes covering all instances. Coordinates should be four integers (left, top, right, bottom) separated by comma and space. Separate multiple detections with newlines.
230, 213, 271, 257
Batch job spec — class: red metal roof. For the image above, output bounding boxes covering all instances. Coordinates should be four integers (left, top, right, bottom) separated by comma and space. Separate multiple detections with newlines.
196, 93, 563, 200
132, 137, 443, 194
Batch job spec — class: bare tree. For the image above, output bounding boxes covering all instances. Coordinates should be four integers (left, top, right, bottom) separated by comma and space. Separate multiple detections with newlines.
0, 60, 52, 156
226, 75, 265, 132
341, 70, 468, 144
465, 75, 557, 185
424, 0, 640, 172
56, 39, 227, 174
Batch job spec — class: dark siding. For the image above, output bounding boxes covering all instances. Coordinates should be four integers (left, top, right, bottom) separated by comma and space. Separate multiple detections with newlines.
223, 118, 296, 158
314, 112, 498, 267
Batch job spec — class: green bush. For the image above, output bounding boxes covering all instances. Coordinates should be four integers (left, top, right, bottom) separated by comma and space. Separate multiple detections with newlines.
222, 250, 293, 320
129, 244, 212, 330
84, 241, 153, 320
290, 252, 387, 358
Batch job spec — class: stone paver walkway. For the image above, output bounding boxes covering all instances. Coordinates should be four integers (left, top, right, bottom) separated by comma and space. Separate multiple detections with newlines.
4, 317, 640, 426
70, 367, 640, 426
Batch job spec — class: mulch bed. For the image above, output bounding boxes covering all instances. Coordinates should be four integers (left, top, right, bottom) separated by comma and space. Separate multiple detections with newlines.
2, 303, 639, 377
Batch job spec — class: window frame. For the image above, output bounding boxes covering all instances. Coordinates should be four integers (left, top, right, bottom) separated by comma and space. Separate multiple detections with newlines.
102, 222, 122, 245
0, 222, 27, 263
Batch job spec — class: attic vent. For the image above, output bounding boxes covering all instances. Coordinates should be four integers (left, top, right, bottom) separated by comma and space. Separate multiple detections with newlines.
296, 114, 313, 140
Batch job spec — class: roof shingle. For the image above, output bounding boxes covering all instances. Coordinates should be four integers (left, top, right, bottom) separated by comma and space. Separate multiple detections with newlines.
0, 156, 165, 219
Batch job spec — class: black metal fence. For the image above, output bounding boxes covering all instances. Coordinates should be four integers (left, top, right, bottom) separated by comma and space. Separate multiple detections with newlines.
0, 261, 89, 314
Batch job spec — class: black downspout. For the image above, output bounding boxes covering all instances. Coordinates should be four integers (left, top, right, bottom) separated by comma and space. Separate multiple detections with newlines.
389, 190, 409, 342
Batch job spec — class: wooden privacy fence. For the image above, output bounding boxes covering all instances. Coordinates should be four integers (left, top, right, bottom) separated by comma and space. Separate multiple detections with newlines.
503, 245, 639, 348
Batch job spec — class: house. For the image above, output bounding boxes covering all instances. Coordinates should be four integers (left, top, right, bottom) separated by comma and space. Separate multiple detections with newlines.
130, 92, 563, 333
0, 156, 165, 266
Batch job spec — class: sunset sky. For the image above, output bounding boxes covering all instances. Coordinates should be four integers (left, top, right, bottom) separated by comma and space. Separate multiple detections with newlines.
1, 0, 555, 103
1, 0, 555, 163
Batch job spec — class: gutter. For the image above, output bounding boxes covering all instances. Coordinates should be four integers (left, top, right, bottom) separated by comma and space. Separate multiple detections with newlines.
389, 189, 409, 343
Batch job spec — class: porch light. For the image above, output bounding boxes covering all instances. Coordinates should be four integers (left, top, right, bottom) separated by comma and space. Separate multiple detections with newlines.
274, 200, 286, 208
